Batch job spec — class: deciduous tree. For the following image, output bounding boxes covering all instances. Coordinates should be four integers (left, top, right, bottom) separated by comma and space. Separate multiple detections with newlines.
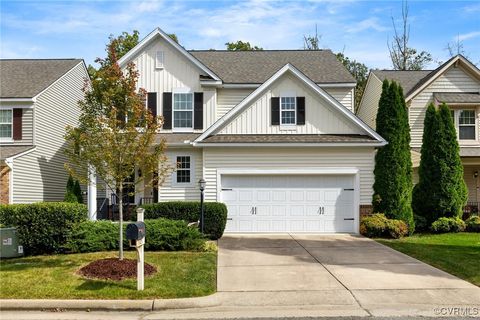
225, 40, 263, 51
65, 39, 170, 260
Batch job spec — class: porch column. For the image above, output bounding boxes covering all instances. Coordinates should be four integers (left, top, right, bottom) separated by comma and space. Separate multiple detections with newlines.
88, 165, 97, 220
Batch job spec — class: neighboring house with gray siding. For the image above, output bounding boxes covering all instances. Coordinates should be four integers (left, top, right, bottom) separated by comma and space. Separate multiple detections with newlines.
0, 59, 88, 204
111, 27, 386, 234
357, 55, 480, 206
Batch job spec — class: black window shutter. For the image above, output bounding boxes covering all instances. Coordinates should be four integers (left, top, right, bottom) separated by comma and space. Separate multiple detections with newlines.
271, 97, 280, 125
194, 92, 203, 130
147, 92, 157, 117
163, 92, 172, 129
13, 109, 22, 140
297, 97, 305, 125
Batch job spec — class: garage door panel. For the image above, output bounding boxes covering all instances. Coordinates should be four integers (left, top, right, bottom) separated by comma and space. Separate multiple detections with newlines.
221, 174, 356, 233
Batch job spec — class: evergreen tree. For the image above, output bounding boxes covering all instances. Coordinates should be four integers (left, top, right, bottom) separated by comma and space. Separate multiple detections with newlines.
437, 104, 467, 217
64, 175, 76, 202
73, 180, 83, 204
412, 104, 440, 225
372, 80, 414, 233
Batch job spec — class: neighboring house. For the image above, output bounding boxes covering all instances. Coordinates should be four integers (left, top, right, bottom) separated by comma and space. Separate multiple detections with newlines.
114, 27, 386, 233
357, 55, 480, 206
0, 59, 89, 204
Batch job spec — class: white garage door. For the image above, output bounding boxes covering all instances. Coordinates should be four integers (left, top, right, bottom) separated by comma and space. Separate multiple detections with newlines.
221, 174, 356, 233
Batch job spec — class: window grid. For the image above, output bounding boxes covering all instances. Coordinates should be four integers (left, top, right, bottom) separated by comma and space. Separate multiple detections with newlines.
0, 109, 13, 139
176, 156, 191, 183
173, 93, 193, 128
280, 97, 296, 125
458, 110, 476, 140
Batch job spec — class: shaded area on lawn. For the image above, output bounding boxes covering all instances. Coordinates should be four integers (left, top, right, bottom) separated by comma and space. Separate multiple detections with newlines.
378, 232, 480, 286
0, 251, 216, 299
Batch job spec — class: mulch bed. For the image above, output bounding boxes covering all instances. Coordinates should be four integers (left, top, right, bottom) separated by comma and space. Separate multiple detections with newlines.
78, 258, 157, 281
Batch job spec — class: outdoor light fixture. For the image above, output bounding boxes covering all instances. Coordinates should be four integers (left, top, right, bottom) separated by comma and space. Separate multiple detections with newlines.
199, 179, 206, 233
474, 171, 478, 178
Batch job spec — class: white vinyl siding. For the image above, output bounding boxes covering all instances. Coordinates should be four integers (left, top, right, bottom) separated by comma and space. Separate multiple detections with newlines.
218, 74, 363, 135
409, 66, 480, 148
203, 147, 376, 205
323, 87, 355, 113
158, 148, 202, 201
356, 74, 383, 129
216, 88, 255, 119
127, 39, 216, 130
12, 62, 86, 203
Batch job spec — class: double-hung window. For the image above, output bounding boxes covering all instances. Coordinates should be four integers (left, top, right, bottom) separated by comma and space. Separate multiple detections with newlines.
173, 93, 193, 130
280, 97, 296, 125
458, 110, 476, 140
175, 155, 192, 184
0, 109, 13, 141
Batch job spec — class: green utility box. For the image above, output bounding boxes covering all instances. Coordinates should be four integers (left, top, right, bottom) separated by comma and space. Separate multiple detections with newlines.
0, 227, 24, 258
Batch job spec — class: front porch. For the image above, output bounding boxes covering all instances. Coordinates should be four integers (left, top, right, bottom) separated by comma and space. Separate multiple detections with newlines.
462, 158, 480, 217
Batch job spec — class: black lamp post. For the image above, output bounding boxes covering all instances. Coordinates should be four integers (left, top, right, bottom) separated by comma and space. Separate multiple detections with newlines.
199, 178, 206, 234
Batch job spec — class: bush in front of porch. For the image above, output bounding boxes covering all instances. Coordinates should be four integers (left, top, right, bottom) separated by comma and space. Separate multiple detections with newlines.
141, 201, 227, 240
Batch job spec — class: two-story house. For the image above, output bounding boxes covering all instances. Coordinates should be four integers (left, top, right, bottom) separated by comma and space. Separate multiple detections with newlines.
357, 55, 480, 209
0, 59, 89, 204
114, 27, 386, 234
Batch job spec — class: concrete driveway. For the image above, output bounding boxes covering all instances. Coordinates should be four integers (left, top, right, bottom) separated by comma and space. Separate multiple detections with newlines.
217, 234, 480, 316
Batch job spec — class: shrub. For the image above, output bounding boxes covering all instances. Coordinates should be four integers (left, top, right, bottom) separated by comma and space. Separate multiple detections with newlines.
360, 213, 409, 239
141, 202, 227, 240
465, 216, 480, 232
430, 217, 466, 233
65, 218, 205, 253
64, 192, 78, 203
413, 214, 429, 232
0, 202, 87, 255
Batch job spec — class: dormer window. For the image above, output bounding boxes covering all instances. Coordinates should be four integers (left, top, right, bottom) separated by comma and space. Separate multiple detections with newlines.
280, 96, 296, 125
155, 51, 164, 69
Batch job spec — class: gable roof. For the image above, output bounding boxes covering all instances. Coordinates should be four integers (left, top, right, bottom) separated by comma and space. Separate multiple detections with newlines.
0, 59, 83, 98
190, 50, 356, 84
371, 55, 480, 101
371, 70, 431, 97
195, 63, 385, 145
117, 27, 221, 81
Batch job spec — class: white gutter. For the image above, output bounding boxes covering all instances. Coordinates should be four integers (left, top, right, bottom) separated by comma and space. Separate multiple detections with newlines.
193, 142, 387, 147
221, 82, 357, 89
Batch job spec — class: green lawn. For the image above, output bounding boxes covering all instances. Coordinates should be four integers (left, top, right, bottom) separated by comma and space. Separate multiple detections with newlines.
0, 251, 216, 299
378, 232, 480, 286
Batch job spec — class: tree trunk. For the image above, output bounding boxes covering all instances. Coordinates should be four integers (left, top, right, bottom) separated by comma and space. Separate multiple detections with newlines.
118, 185, 124, 260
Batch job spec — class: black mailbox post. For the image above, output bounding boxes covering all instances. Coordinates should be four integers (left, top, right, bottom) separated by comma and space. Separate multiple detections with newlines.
126, 221, 146, 241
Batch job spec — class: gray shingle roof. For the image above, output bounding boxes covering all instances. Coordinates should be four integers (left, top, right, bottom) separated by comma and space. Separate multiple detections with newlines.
189, 50, 356, 84
0, 59, 83, 98
0, 145, 35, 160
434, 93, 480, 104
371, 70, 432, 97
154, 133, 200, 145
201, 134, 375, 144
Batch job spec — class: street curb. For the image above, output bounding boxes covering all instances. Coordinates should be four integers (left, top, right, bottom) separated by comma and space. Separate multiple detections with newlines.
0, 294, 221, 311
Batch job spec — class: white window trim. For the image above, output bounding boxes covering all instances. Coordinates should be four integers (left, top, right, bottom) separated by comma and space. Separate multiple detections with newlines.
172, 153, 195, 187
280, 94, 297, 129
452, 108, 478, 145
155, 51, 164, 69
172, 88, 194, 133
0, 108, 13, 142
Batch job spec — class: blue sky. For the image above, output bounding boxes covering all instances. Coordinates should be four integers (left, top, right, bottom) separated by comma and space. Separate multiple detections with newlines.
1, 0, 479, 69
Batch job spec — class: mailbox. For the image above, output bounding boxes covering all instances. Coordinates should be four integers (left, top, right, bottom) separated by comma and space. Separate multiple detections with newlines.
126, 222, 146, 241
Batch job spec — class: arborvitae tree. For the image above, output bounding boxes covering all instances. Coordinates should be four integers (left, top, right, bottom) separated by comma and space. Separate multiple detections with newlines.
64, 175, 76, 202
437, 103, 467, 217
413, 103, 467, 225
73, 180, 83, 204
372, 80, 414, 233
412, 104, 440, 225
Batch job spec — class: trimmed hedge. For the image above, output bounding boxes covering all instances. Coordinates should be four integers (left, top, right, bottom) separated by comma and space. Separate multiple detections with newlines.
465, 216, 480, 232
430, 217, 466, 233
141, 202, 227, 240
360, 213, 409, 239
64, 219, 205, 253
0, 202, 87, 255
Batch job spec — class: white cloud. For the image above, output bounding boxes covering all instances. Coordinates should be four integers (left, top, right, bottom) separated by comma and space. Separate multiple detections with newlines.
345, 17, 389, 33
458, 31, 480, 41
462, 3, 480, 13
